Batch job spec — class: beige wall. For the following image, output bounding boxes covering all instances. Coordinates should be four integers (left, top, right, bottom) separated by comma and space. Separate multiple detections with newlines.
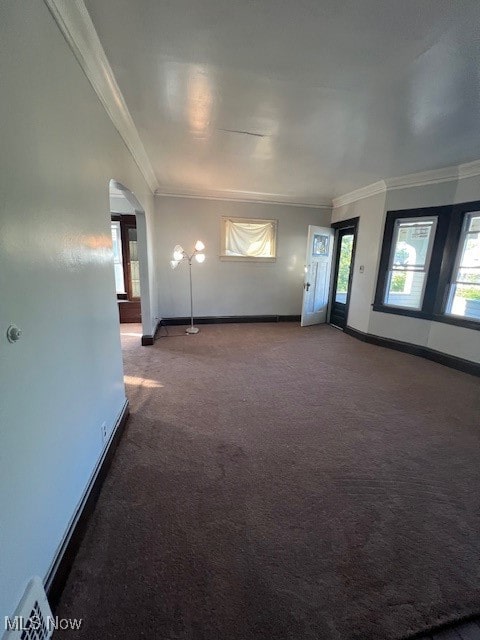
155, 196, 331, 318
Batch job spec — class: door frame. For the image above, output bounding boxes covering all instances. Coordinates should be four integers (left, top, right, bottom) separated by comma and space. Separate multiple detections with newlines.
329, 217, 359, 329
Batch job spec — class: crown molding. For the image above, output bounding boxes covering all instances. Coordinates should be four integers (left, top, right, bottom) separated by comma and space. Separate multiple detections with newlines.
154, 187, 332, 209
43, 0, 159, 194
333, 158, 480, 208
385, 165, 460, 190
385, 158, 480, 189
332, 181, 386, 208
459, 159, 480, 180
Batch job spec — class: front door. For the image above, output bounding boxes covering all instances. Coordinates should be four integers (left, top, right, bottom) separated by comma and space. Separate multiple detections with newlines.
301, 225, 335, 326
330, 227, 356, 329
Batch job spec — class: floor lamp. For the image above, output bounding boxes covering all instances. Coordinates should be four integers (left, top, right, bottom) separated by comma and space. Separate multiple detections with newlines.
170, 240, 205, 334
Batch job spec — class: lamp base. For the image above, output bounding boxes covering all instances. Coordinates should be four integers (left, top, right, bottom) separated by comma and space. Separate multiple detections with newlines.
185, 326, 200, 334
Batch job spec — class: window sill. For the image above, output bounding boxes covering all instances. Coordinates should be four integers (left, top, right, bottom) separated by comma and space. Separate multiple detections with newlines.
371, 304, 431, 320
372, 304, 480, 331
219, 255, 276, 263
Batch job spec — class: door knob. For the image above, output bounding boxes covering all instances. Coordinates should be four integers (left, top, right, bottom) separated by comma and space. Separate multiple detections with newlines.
304, 282, 311, 291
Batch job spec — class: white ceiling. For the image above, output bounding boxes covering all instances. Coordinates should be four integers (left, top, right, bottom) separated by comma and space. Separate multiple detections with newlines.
84, 0, 480, 205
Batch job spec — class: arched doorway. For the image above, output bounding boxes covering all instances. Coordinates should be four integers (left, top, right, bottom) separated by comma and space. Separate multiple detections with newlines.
109, 180, 151, 342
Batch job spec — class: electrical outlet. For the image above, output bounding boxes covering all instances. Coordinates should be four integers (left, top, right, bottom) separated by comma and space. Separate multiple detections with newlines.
101, 422, 108, 443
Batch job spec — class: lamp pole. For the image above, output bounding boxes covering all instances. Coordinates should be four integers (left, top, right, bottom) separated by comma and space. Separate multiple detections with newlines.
171, 241, 205, 335
186, 256, 199, 334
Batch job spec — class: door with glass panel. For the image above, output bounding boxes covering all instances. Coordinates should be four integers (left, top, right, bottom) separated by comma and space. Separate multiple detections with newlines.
330, 226, 357, 329
301, 225, 335, 326
111, 214, 141, 323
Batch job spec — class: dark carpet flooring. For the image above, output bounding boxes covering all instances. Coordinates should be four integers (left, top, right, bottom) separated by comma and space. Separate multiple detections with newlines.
55, 323, 480, 640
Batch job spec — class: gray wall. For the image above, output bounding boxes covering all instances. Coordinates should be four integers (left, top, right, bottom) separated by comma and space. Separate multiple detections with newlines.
155, 197, 331, 317
0, 0, 158, 620
332, 177, 480, 364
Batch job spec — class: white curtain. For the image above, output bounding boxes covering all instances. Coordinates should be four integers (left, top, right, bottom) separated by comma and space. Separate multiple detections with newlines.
225, 220, 274, 257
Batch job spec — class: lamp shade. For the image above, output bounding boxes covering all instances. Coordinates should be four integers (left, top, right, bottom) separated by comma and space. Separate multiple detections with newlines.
170, 260, 179, 269
173, 245, 184, 261
195, 253, 205, 263
195, 240, 205, 252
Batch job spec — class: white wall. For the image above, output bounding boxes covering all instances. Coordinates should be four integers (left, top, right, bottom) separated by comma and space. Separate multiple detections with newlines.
0, 0, 157, 620
332, 177, 480, 363
155, 197, 331, 317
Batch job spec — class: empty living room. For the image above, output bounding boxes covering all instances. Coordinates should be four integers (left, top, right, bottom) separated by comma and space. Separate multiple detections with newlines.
1, 1, 480, 639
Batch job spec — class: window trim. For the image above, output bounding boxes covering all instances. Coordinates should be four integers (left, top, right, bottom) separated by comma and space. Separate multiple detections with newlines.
373, 201, 480, 331
220, 216, 278, 262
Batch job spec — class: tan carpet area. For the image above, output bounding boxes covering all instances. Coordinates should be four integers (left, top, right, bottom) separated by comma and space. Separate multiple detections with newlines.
55, 323, 480, 639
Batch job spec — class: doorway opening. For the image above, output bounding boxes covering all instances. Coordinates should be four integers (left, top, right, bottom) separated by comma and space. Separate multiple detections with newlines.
330, 218, 359, 330
111, 214, 141, 323
109, 180, 151, 345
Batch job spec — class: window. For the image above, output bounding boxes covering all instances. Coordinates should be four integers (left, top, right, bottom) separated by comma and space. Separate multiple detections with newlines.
220, 217, 277, 261
445, 212, 480, 321
334, 233, 354, 303
374, 201, 480, 330
127, 226, 141, 298
110, 214, 141, 300
111, 220, 126, 294
384, 217, 437, 310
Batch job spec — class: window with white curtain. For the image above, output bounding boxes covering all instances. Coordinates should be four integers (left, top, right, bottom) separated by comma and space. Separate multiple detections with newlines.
220, 217, 277, 261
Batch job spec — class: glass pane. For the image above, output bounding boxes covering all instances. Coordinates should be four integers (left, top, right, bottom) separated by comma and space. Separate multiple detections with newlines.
385, 270, 426, 309
448, 283, 480, 320
456, 267, 480, 285
459, 228, 480, 269
383, 217, 437, 309
335, 234, 353, 303
392, 219, 436, 269
469, 214, 480, 233
128, 227, 141, 298
110, 221, 125, 294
